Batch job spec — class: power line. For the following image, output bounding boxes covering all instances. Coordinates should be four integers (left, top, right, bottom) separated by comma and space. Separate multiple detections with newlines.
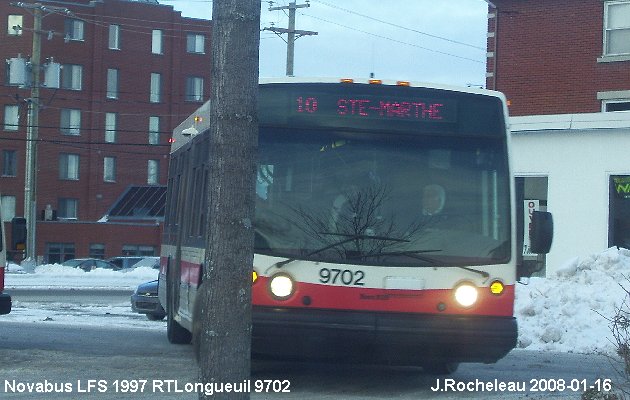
3, 90, 208, 119
0, 122, 179, 137
303, 13, 484, 64
312, 0, 485, 51
0, 135, 169, 148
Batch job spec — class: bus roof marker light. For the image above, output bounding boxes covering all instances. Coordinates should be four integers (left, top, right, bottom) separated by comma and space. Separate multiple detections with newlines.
340, 78, 354, 84
368, 79, 383, 85
396, 81, 411, 87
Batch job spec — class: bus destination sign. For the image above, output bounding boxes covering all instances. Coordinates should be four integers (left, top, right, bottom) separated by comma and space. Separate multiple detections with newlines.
292, 93, 457, 124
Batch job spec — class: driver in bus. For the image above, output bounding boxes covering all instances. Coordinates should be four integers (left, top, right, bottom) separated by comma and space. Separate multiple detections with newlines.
422, 184, 446, 217
420, 183, 472, 234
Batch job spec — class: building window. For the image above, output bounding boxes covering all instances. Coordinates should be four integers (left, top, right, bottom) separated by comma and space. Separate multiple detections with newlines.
89, 244, 106, 259
105, 112, 117, 143
59, 153, 80, 180
185, 77, 204, 102
61, 64, 82, 90
8, 15, 23, 36
64, 19, 84, 41
604, 1, 630, 56
515, 176, 550, 277
46, 242, 75, 263
4, 105, 19, 131
150, 73, 161, 103
106, 68, 119, 99
89, 243, 106, 259
1, 195, 16, 221
108, 24, 120, 50
605, 101, 630, 112
104, 156, 116, 182
122, 245, 155, 256
2, 150, 17, 176
149, 116, 160, 145
148, 159, 159, 185
151, 29, 163, 54
610, 175, 630, 248
58, 198, 78, 219
60, 109, 81, 135
186, 33, 205, 53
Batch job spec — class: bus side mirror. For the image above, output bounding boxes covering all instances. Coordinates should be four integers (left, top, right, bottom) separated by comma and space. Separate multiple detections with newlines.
529, 211, 553, 254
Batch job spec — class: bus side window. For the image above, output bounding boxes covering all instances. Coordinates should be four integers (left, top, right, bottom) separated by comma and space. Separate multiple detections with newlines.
257, 164, 274, 200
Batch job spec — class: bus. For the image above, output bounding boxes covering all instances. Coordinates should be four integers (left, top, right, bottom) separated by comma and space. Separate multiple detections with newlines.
0, 195, 12, 315
159, 78, 552, 373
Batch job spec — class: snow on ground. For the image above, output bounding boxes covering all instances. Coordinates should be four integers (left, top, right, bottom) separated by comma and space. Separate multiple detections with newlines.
6, 263, 159, 290
6, 248, 630, 355
4, 263, 164, 328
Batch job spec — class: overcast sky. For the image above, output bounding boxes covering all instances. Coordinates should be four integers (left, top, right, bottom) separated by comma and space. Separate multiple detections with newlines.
160, 0, 489, 87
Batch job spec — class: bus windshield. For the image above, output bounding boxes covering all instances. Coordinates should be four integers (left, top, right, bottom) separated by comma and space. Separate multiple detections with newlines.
255, 127, 511, 267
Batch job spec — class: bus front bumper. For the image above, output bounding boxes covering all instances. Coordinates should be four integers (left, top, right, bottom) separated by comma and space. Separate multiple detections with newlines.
0, 292, 11, 315
252, 306, 517, 366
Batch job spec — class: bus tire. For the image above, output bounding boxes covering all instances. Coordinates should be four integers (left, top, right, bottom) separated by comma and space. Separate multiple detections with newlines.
166, 278, 192, 344
422, 362, 459, 375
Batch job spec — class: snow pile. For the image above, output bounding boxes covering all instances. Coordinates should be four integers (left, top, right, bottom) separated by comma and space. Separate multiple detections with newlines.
517, 247, 630, 355
6, 263, 159, 290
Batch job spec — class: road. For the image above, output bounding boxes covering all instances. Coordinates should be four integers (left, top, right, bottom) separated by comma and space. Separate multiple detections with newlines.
0, 289, 625, 399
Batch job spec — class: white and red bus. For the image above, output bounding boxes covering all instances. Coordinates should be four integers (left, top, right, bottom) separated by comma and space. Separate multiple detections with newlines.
159, 79, 551, 373
0, 196, 12, 315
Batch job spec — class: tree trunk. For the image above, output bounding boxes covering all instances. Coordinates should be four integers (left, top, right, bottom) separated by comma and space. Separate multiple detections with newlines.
197, 1, 260, 399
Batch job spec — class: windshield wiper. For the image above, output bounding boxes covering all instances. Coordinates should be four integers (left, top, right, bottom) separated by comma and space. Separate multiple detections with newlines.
347, 250, 490, 279
268, 233, 409, 270
345, 249, 441, 265
267, 232, 490, 280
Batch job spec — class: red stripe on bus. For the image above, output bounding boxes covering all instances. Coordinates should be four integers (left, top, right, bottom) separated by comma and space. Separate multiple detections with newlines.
161, 257, 514, 316
252, 277, 514, 317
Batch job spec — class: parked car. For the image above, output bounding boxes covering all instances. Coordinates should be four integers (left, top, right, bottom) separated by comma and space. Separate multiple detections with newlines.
131, 280, 166, 321
106, 256, 145, 270
62, 258, 120, 272
127, 256, 160, 269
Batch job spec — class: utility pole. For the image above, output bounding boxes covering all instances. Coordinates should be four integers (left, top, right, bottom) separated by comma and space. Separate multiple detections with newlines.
264, 1, 317, 76
11, 2, 71, 265
24, 5, 41, 264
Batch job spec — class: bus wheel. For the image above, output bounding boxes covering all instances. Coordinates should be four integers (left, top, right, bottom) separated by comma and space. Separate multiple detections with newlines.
166, 280, 192, 344
422, 362, 459, 375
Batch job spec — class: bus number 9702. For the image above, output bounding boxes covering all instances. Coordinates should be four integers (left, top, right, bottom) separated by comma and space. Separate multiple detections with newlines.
319, 268, 365, 286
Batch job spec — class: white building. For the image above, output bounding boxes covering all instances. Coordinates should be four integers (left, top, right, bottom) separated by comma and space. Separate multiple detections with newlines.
511, 111, 630, 275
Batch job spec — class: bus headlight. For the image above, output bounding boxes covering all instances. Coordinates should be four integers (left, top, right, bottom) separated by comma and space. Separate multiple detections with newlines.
454, 283, 478, 308
269, 273, 295, 300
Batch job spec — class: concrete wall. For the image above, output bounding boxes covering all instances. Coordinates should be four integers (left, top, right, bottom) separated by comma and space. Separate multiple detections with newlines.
511, 112, 630, 273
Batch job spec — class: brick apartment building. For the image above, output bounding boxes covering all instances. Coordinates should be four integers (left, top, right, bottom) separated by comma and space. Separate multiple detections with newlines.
486, 0, 630, 116
0, 0, 212, 263
484, 0, 630, 274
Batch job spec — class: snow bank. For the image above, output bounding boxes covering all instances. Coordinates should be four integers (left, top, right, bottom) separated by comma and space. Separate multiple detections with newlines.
5, 263, 159, 290
517, 247, 630, 355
